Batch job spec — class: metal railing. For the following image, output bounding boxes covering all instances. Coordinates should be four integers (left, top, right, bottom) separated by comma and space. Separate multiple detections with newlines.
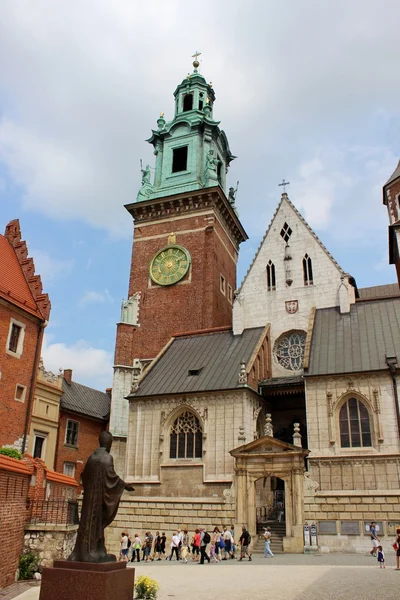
28, 499, 79, 526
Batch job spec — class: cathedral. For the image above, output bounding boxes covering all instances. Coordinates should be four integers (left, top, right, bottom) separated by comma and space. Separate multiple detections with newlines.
108, 57, 400, 554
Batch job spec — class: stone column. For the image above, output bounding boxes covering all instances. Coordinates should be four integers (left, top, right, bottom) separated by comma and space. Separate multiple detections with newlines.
247, 477, 257, 537
235, 467, 247, 528
293, 468, 304, 526
284, 477, 292, 538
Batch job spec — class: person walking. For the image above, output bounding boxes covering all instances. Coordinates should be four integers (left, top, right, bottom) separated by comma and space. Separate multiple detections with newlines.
199, 528, 211, 564
169, 531, 180, 561
222, 526, 233, 560
263, 527, 274, 558
377, 545, 385, 569
239, 526, 252, 561
369, 522, 380, 556
120, 532, 129, 562
160, 532, 167, 558
192, 528, 201, 562
154, 531, 161, 560
230, 525, 236, 559
131, 533, 141, 562
144, 531, 153, 562
394, 527, 400, 570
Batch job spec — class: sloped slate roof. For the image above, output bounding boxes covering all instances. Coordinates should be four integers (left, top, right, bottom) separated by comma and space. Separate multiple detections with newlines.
358, 283, 400, 301
0, 235, 42, 318
384, 160, 400, 187
132, 327, 265, 397
61, 380, 110, 420
306, 298, 400, 376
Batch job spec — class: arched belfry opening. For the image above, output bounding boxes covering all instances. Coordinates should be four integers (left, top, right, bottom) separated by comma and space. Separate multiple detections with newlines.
183, 93, 193, 112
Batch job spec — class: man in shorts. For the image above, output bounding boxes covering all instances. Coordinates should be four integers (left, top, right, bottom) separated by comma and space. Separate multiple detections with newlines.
120, 532, 129, 561
369, 521, 379, 556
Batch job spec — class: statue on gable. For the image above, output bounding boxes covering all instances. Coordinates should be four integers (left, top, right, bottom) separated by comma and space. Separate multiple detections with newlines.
203, 149, 219, 186
136, 163, 154, 201
228, 182, 239, 216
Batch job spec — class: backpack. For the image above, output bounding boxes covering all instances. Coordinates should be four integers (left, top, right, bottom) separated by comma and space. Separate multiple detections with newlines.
203, 531, 211, 544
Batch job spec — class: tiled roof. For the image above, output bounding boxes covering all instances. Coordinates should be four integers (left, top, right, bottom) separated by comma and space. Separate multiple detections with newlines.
0, 235, 43, 318
132, 327, 265, 397
358, 283, 400, 301
61, 380, 110, 421
306, 298, 400, 376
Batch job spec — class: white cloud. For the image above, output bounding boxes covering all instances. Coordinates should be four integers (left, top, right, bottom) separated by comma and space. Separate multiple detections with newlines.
0, 0, 399, 240
42, 336, 113, 389
29, 248, 73, 284
78, 289, 113, 308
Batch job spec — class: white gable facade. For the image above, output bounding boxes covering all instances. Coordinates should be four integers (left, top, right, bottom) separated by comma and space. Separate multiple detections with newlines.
233, 194, 356, 378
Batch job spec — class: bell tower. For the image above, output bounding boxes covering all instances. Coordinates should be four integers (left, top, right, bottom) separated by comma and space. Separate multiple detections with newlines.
110, 57, 247, 453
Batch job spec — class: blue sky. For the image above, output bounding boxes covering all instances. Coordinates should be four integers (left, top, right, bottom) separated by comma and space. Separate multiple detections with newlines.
0, 0, 399, 390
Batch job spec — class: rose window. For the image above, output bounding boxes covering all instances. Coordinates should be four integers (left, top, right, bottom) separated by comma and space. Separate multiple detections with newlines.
274, 331, 306, 371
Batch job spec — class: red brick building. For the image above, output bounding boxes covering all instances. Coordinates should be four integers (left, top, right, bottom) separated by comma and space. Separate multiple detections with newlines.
54, 369, 110, 483
0, 220, 50, 451
383, 160, 400, 284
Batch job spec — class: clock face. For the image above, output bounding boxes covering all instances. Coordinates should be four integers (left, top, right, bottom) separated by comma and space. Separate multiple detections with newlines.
149, 245, 191, 286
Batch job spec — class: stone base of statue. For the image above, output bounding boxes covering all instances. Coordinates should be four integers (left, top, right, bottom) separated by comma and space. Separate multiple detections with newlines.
39, 560, 135, 600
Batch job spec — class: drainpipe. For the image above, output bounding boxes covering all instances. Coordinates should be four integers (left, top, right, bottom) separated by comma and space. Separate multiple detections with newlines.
22, 320, 47, 454
386, 355, 400, 440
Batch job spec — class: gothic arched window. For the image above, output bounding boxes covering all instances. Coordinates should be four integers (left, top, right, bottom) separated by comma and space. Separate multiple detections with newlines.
169, 411, 203, 459
266, 260, 276, 291
339, 398, 372, 448
274, 330, 306, 371
303, 254, 313, 286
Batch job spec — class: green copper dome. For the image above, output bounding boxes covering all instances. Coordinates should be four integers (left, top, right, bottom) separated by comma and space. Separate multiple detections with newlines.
136, 59, 236, 203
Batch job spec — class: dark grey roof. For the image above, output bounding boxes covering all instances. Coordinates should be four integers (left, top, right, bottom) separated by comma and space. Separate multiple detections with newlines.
358, 283, 400, 301
61, 380, 110, 420
306, 299, 400, 376
132, 327, 265, 397
384, 160, 400, 187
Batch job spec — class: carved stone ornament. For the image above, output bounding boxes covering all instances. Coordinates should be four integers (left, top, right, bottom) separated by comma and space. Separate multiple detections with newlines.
264, 413, 274, 437
238, 361, 247, 385
285, 300, 298, 314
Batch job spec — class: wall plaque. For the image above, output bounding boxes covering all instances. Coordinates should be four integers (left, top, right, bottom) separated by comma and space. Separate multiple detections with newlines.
387, 522, 400, 536
318, 521, 337, 535
341, 521, 360, 535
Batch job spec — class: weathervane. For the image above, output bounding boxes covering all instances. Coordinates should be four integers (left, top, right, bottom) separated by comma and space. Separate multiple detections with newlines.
279, 178, 290, 193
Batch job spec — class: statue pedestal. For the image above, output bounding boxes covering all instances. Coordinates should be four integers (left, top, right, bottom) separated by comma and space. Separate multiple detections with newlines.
39, 560, 135, 600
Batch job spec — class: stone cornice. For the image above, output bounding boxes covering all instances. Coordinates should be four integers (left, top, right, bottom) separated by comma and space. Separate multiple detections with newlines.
125, 187, 247, 247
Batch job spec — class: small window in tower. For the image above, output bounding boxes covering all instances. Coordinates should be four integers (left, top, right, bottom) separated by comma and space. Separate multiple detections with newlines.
172, 146, 188, 173
15, 384, 26, 402
217, 158, 222, 184
183, 93, 193, 112
266, 260, 276, 291
303, 253, 314, 286
220, 274, 226, 295
280, 222, 292, 242
228, 284, 233, 303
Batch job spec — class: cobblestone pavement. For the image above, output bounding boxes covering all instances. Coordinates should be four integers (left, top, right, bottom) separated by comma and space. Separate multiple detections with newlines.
11, 554, 400, 600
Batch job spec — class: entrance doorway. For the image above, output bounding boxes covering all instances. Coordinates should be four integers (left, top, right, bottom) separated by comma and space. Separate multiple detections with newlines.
231, 435, 309, 553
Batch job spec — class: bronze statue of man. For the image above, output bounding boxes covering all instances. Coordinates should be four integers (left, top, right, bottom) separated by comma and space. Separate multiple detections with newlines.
68, 431, 134, 563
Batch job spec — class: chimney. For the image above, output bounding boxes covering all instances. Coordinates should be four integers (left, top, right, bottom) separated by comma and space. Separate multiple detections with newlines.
105, 388, 112, 399
63, 369, 73, 386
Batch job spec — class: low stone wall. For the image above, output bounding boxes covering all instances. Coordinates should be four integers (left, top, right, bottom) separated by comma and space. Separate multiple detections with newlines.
304, 486, 400, 552
23, 525, 78, 568
106, 496, 236, 556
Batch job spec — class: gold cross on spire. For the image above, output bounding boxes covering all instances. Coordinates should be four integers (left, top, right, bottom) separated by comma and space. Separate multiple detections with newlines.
192, 50, 201, 61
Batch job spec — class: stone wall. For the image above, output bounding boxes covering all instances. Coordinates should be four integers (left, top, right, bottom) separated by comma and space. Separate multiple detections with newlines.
106, 496, 235, 556
126, 389, 263, 490
23, 525, 78, 568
